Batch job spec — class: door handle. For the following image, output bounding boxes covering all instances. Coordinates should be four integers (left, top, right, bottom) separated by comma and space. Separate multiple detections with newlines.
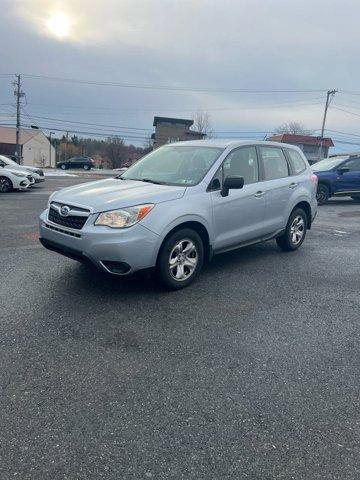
289, 182, 298, 189
254, 191, 265, 198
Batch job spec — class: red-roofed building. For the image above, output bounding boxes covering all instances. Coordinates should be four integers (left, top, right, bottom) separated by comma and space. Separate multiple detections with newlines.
267, 134, 334, 164
0, 126, 55, 167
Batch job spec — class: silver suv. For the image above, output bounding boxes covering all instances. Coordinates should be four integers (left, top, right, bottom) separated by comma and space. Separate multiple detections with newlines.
39, 140, 318, 289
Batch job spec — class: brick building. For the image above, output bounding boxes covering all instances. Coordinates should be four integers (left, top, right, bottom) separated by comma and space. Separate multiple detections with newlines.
151, 116, 206, 148
267, 134, 334, 164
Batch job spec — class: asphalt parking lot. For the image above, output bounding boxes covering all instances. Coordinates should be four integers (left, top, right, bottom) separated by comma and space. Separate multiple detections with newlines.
1, 176, 360, 480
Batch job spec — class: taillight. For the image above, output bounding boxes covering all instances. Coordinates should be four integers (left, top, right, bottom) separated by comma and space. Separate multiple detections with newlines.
311, 173, 318, 187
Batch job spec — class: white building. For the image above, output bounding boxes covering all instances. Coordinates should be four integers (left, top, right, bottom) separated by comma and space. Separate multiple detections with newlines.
0, 126, 56, 167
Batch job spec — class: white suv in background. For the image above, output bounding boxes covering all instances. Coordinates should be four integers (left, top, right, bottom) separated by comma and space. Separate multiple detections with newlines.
0, 165, 33, 192
0, 155, 45, 183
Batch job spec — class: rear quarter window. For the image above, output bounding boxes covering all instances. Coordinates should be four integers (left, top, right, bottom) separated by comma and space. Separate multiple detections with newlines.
287, 149, 307, 174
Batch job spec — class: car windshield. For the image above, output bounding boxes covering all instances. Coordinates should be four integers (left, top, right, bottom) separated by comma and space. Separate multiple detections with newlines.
0, 155, 17, 166
312, 157, 346, 171
121, 145, 224, 186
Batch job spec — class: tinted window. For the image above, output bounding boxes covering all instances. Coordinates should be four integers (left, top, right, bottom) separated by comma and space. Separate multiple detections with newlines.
343, 158, 360, 171
260, 147, 289, 180
223, 146, 259, 185
287, 149, 306, 174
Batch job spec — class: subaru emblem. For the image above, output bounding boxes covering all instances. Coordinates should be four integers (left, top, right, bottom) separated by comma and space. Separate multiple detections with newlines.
60, 205, 70, 217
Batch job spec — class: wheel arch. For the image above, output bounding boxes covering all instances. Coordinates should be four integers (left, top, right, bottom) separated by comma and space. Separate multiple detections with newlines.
156, 221, 212, 264
291, 201, 312, 229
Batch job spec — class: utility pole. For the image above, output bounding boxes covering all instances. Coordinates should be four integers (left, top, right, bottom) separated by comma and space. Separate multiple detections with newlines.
13, 74, 25, 164
49, 132, 55, 167
65, 131, 69, 161
319, 89, 337, 160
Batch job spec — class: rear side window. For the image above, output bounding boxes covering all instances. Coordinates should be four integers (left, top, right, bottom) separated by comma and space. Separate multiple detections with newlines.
259, 147, 289, 180
287, 149, 307, 174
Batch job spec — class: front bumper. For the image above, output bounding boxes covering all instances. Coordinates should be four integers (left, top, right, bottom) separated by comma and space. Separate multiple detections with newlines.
35, 178, 45, 183
39, 210, 161, 275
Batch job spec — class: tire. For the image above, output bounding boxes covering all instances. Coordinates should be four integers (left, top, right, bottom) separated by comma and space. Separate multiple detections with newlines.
60, 164, 67, 170
276, 208, 307, 252
351, 195, 360, 202
316, 184, 330, 205
83, 164, 90, 170
157, 228, 204, 290
0, 176, 13, 193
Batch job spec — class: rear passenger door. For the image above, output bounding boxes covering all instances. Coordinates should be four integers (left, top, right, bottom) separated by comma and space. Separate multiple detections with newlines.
258, 146, 293, 235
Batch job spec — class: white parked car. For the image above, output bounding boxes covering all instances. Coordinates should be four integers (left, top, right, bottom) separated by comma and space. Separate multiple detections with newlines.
0, 165, 33, 192
0, 155, 45, 183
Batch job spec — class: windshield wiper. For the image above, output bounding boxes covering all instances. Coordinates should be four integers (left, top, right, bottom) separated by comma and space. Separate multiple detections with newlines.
127, 178, 165, 185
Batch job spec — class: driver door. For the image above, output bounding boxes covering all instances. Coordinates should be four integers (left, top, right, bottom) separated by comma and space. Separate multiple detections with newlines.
334, 157, 360, 194
210, 146, 267, 250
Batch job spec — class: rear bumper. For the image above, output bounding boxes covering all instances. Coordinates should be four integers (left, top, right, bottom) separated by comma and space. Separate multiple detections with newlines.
39, 210, 161, 275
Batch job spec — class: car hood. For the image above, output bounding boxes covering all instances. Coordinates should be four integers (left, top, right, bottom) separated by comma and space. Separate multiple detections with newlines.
51, 178, 187, 212
2, 166, 30, 177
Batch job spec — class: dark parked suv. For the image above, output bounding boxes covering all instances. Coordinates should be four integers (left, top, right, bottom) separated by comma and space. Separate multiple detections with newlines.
57, 156, 95, 170
313, 155, 360, 204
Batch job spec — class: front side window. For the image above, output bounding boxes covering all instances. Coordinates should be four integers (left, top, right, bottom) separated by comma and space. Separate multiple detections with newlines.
260, 147, 289, 180
222, 146, 259, 185
121, 145, 224, 186
343, 157, 360, 172
287, 149, 307, 174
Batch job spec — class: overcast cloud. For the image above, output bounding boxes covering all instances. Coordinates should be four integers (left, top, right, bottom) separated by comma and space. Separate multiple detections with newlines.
1, 0, 359, 150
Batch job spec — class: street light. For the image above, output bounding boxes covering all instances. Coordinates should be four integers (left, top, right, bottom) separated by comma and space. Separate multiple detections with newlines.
49, 132, 55, 168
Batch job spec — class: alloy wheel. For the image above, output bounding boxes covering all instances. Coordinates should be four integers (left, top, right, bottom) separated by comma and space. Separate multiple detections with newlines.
290, 215, 305, 245
169, 239, 198, 282
0, 178, 11, 192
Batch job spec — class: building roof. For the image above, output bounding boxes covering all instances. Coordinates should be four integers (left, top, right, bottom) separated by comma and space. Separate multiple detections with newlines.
0, 126, 41, 145
153, 116, 194, 127
267, 134, 334, 148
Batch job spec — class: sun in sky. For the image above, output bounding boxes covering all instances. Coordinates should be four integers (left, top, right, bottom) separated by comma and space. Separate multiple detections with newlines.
46, 12, 71, 39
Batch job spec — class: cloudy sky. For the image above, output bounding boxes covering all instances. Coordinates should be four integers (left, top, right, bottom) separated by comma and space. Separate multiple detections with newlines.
1, 0, 360, 150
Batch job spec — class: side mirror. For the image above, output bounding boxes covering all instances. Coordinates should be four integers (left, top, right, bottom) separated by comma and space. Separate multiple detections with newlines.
221, 176, 244, 197
337, 167, 350, 175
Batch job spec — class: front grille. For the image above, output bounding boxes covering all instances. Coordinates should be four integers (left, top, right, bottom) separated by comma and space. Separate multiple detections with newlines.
48, 206, 88, 230
45, 223, 81, 238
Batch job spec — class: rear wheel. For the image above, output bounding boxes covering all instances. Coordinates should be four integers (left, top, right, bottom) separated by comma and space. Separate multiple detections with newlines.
0, 177, 13, 193
351, 195, 360, 202
157, 228, 204, 290
316, 184, 330, 205
276, 208, 307, 252
60, 164, 67, 170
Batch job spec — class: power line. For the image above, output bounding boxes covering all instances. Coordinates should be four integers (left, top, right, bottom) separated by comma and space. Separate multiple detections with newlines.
20, 73, 327, 94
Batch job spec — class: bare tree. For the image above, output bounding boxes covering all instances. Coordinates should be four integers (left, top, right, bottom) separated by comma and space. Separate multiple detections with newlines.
274, 122, 314, 135
105, 136, 126, 168
193, 110, 214, 138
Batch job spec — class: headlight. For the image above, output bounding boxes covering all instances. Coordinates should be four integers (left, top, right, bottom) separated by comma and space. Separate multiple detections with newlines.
11, 171, 27, 178
95, 204, 154, 228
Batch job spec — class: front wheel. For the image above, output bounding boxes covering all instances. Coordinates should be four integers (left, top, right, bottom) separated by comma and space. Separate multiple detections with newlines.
60, 164, 67, 170
276, 208, 307, 252
83, 164, 90, 170
316, 184, 330, 205
157, 228, 204, 290
0, 176, 13, 193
